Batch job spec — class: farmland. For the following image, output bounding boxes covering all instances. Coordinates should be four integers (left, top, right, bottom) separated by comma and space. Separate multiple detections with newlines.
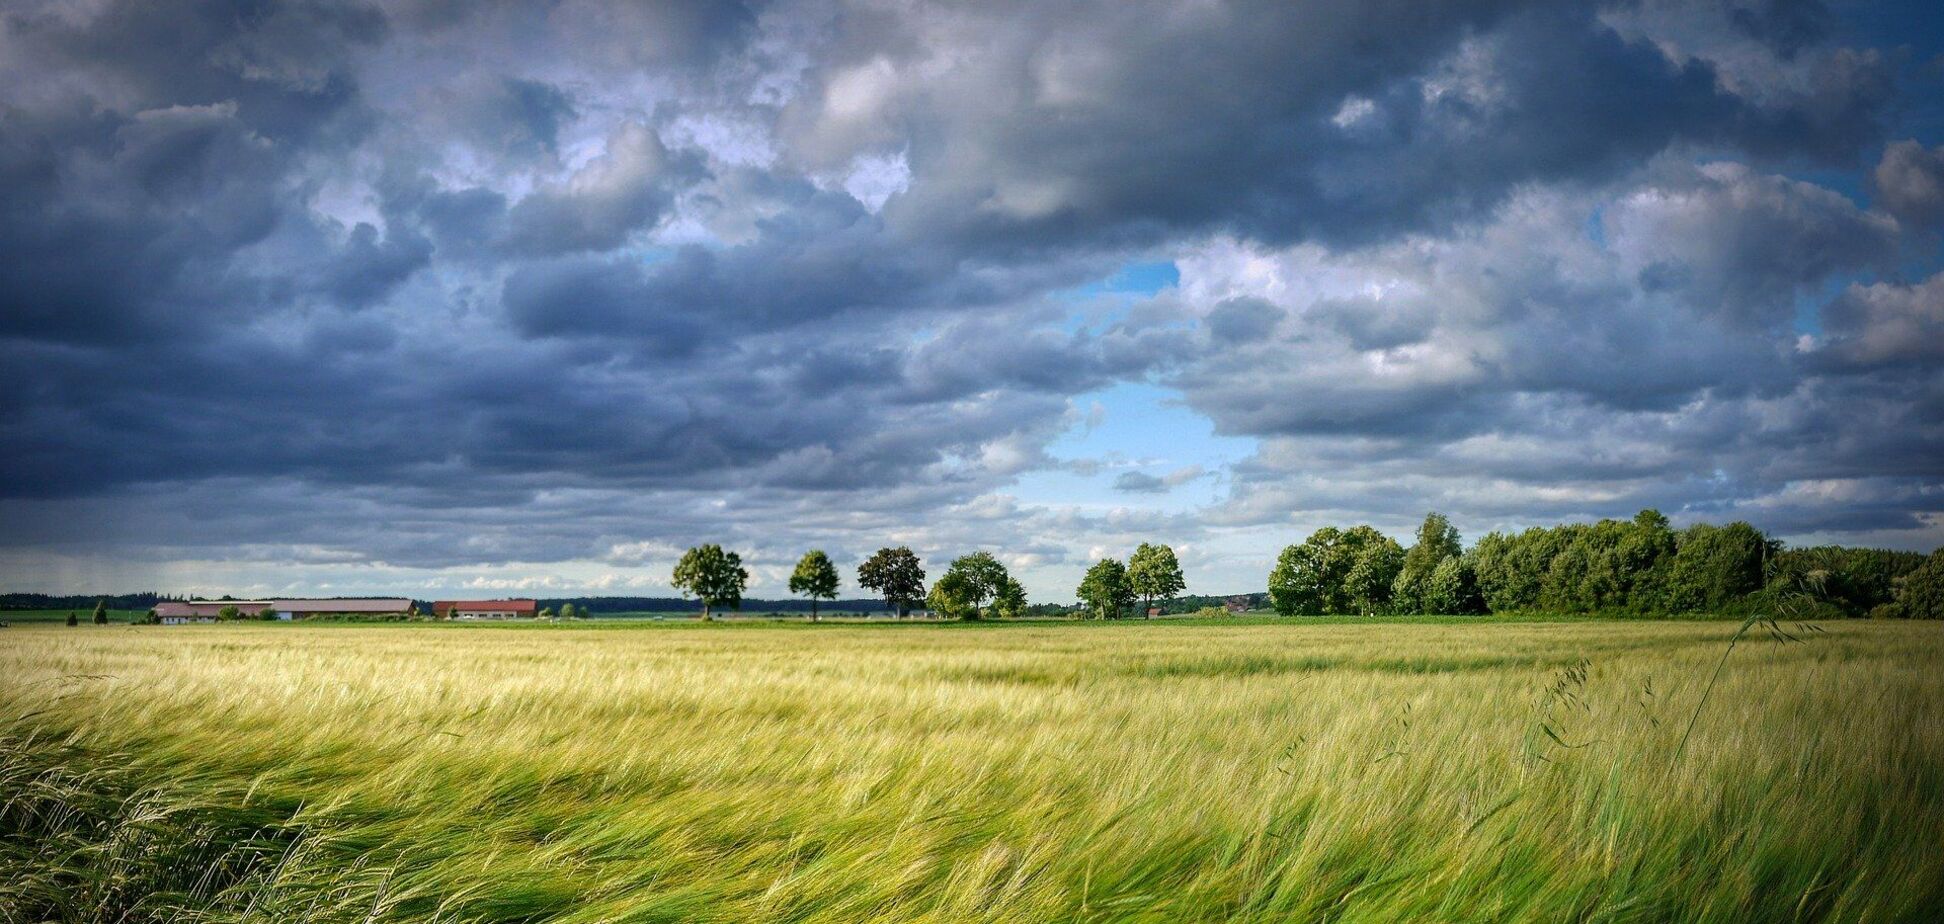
3, 618, 1942, 923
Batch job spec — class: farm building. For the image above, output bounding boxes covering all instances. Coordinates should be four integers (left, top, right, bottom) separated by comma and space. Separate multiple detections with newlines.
433, 599, 538, 619
154, 599, 413, 623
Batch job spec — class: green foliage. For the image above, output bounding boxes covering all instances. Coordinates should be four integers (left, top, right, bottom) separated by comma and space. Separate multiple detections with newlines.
216, 604, 241, 622
787, 550, 842, 621
857, 547, 926, 617
1898, 548, 1944, 619
1768, 546, 1928, 616
558, 602, 578, 620
1668, 522, 1771, 612
671, 544, 750, 620
256, 607, 278, 621
926, 571, 979, 620
65, 611, 77, 627
1425, 556, 1484, 615
1127, 543, 1187, 617
941, 552, 1011, 617
1077, 558, 1134, 619
1270, 526, 1401, 615
990, 576, 1028, 619
91, 600, 108, 625
1392, 513, 1462, 614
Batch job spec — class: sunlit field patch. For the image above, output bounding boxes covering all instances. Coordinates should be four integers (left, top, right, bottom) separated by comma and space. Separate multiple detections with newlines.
3, 619, 1941, 922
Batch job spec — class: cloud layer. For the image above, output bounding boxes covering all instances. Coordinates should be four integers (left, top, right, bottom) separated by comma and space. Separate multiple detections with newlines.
1, 0, 1940, 597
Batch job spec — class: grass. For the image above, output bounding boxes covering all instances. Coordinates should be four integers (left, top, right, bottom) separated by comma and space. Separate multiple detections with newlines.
2, 619, 1941, 922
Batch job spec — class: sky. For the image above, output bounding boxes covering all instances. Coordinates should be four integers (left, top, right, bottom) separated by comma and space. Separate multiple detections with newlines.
2, 0, 1942, 601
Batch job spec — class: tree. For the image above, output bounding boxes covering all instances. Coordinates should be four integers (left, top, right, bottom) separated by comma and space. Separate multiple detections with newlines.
858, 547, 926, 617
1077, 558, 1134, 619
1127, 543, 1186, 618
559, 602, 578, 621
671, 544, 750, 621
1425, 557, 1485, 615
1667, 522, 1770, 612
1392, 513, 1463, 614
65, 611, 78, 627
1269, 528, 1347, 615
217, 604, 240, 622
1897, 548, 1944, 619
539, 606, 556, 620
92, 600, 109, 625
788, 550, 842, 621
942, 552, 1011, 618
256, 607, 277, 620
991, 577, 1028, 619
1341, 526, 1404, 615
927, 570, 979, 620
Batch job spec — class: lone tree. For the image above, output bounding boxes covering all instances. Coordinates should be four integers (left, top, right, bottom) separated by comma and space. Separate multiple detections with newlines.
65, 611, 78, 627
788, 550, 842, 621
941, 551, 1011, 618
1077, 558, 1134, 620
559, 602, 578, 621
858, 546, 926, 618
1127, 543, 1186, 618
91, 600, 108, 625
672, 544, 750, 621
216, 604, 241, 622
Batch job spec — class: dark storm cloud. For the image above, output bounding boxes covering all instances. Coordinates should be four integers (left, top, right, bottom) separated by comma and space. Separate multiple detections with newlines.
0, 0, 1939, 594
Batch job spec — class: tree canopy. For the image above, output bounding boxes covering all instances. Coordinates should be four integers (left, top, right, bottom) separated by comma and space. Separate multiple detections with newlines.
1077, 558, 1134, 619
858, 547, 926, 617
671, 544, 749, 621
1127, 543, 1186, 618
788, 550, 842, 621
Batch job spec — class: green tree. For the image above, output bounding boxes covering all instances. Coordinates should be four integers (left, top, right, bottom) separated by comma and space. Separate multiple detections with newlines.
216, 604, 241, 622
927, 570, 979, 620
1127, 543, 1186, 618
1342, 526, 1405, 615
788, 550, 842, 621
671, 544, 750, 621
1897, 548, 1944, 619
91, 600, 109, 625
65, 611, 78, 627
1392, 513, 1462, 614
256, 607, 277, 620
1425, 556, 1485, 614
1668, 522, 1770, 612
991, 576, 1028, 619
1077, 558, 1134, 619
559, 602, 579, 620
539, 607, 556, 620
858, 547, 926, 618
1269, 529, 1339, 616
941, 552, 1011, 618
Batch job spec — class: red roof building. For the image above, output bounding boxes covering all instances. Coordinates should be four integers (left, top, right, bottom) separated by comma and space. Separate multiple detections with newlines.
433, 599, 539, 619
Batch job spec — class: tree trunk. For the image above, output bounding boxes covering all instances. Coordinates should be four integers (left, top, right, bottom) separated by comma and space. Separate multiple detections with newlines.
811, 600, 819, 622
701, 602, 712, 622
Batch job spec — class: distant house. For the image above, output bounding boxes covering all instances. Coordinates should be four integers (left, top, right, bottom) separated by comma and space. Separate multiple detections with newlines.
153, 599, 412, 623
1223, 596, 1252, 614
433, 599, 538, 619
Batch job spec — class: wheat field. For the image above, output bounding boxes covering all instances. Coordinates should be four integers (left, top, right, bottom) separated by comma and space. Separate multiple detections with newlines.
3, 618, 1941, 923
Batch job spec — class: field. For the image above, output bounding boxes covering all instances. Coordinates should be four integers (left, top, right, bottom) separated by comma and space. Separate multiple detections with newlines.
3, 619, 1941, 923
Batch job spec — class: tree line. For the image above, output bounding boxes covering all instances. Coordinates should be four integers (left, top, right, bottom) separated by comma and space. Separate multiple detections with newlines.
1270, 510, 1944, 619
672, 510, 1943, 622
669, 543, 1188, 621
